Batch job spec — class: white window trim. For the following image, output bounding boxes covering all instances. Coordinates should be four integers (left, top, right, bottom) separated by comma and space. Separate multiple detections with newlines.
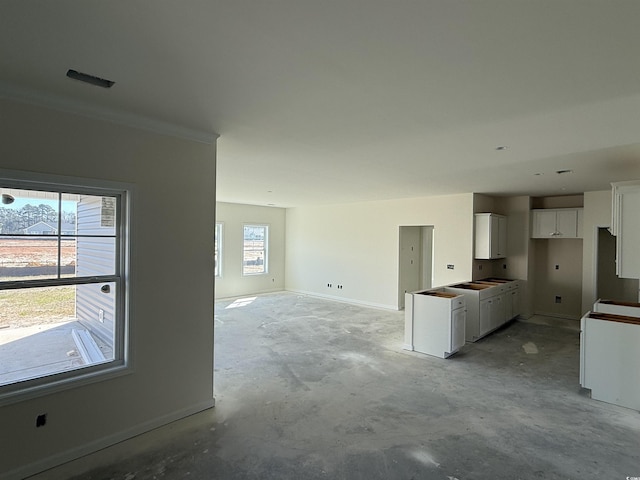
242, 223, 269, 276
0, 169, 133, 407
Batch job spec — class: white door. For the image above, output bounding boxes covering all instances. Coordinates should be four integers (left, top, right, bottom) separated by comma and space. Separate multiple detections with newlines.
398, 226, 434, 309
398, 226, 421, 309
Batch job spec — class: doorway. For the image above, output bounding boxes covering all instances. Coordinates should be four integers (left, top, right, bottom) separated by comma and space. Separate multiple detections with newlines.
398, 226, 434, 309
596, 227, 639, 302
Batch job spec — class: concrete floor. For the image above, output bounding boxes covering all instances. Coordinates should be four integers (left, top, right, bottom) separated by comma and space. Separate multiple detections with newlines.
31, 292, 640, 479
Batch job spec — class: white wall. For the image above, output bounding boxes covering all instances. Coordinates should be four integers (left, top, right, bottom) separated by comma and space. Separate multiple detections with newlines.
285, 194, 474, 309
501, 196, 534, 317
581, 190, 612, 313
215, 202, 286, 299
0, 99, 216, 478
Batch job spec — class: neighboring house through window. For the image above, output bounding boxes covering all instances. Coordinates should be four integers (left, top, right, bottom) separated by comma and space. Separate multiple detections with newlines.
243, 224, 268, 275
0, 173, 130, 404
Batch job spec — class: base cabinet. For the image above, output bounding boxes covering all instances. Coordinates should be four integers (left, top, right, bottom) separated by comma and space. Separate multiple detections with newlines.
446, 279, 519, 342
580, 305, 640, 411
404, 290, 466, 359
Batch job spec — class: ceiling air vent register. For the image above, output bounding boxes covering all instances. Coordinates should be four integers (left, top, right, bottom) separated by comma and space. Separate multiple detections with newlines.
66, 69, 115, 88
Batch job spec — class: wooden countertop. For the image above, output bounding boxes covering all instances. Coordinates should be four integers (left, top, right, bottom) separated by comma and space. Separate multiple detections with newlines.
587, 312, 640, 326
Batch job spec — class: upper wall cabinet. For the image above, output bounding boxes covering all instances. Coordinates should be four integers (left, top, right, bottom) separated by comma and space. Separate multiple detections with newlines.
531, 208, 583, 239
475, 213, 507, 259
611, 181, 640, 279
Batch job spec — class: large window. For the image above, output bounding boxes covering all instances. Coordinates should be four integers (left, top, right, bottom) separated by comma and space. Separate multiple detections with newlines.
0, 175, 129, 403
214, 222, 222, 277
243, 224, 268, 275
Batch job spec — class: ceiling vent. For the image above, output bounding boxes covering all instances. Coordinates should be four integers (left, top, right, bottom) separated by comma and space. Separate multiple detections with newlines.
66, 69, 115, 88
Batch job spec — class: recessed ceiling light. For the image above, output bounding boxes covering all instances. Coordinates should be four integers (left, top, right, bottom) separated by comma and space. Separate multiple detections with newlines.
495, 146, 508, 151
556, 169, 573, 175
66, 69, 115, 88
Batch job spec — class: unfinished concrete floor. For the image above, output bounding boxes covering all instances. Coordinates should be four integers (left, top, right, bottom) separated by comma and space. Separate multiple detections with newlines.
32, 292, 640, 479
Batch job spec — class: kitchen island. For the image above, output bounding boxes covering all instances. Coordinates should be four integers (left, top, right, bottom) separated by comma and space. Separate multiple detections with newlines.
580, 300, 640, 411
444, 278, 520, 342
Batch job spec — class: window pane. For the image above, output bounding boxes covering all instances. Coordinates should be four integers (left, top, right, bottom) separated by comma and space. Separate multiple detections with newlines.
0, 188, 59, 235
75, 236, 116, 276
75, 281, 117, 349
0, 283, 114, 386
0, 236, 70, 281
60, 193, 79, 236
75, 194, 117, 236
243, 225, 267, 275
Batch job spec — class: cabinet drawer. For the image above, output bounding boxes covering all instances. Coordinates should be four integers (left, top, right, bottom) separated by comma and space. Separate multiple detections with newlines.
452, 298, 464, 309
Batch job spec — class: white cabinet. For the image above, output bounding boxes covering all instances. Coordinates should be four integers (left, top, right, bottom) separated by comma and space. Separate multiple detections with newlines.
505, 287, 519, 321
404, 289, 466, 358
475, 213, 507, 259
580, 309, 640, 410
445, 279, 519, 342
611, 181, 640, 279
531, 208, 583, 239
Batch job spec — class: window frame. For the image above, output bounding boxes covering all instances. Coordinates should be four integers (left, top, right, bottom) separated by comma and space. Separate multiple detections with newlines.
0, 170, 132, 406
242, 224, 269, 276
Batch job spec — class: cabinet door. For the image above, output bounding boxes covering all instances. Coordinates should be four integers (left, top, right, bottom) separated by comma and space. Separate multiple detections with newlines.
556, 210, 578, 238
450, 308, 466, 352
479, 298, 492, 335
533, 210, 557, 238
509, 289, 520, 320
493, 294, 505, 329
504, 290, 513, 321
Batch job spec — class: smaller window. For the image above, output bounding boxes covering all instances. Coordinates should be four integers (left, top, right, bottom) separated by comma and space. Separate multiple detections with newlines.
243, 225, 268, 275
214, 223, 222, 277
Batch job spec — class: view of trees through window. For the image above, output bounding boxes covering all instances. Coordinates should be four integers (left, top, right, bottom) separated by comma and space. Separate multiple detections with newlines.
0, 203, 76, 234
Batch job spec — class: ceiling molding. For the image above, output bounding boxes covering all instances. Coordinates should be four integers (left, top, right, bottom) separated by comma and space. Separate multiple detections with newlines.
0, 82, 218, 145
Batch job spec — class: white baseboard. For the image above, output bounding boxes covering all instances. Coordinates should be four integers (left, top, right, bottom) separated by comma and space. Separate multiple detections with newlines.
2, 399, 215, 480
285, 288, 398, 311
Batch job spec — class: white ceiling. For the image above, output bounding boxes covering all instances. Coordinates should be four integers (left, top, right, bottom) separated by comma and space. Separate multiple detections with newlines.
1, 1, 640, 207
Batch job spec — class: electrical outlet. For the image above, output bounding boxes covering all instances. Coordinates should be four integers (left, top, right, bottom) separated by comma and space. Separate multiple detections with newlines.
99, 309, 104, 322
36, 413, 47, 428
555, 296, 562, 303
555, 265, 559, 270
447, 264, 454, 270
